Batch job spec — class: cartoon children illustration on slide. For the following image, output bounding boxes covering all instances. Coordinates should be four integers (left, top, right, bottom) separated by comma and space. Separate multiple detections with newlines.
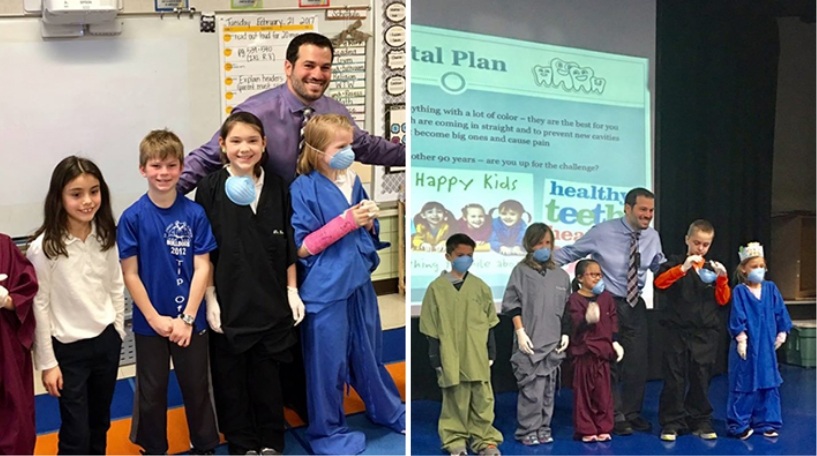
412, 201, 456, 252
489, 199, 531, 255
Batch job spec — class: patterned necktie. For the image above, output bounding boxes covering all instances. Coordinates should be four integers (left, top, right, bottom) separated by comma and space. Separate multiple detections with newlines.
299, 107, 314, 153
626, 231, 640, 306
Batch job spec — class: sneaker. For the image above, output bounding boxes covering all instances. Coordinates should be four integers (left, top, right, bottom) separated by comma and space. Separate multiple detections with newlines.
613, 421, 633, 436
737, 428, 754, 440
763, 430, 779, 438
660, 429, 677, 442
629, 416, 652, 432
259, 448, 281, 455
189, 449, 215, 456
478, 444, 501, 456
537, 428, 554, 444
449, 446, 467, 456
596, 433, 612, 442
581, 435, 597, 443
519, 433, 540, 446
692, 423, 718, 440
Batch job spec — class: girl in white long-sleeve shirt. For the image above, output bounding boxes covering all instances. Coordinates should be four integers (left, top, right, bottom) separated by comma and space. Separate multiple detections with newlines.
27, 156, 125, 455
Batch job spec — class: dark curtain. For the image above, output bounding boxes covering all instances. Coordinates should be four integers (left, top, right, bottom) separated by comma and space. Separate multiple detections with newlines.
655, 0, 779, 376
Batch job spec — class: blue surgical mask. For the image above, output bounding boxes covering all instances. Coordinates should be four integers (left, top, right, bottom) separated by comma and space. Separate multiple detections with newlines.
451, 255, 473, 273
591, 279, 605, 295
698, 268, 718, 284
532, 247, 551, 263
747, 268, 766, 284
306, 143, 356, 170
225, 175, 255, 206
329, 146, 355, 170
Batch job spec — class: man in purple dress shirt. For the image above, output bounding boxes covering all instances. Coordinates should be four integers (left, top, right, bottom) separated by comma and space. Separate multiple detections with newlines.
178, 32, 405, 192
554, 188, 666, 436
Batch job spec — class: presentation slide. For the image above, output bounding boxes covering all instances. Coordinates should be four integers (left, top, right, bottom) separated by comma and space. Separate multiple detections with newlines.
409, 25, 651, 304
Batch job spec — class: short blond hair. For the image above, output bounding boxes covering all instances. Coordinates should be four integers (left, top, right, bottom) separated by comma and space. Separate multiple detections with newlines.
296, 114, 354, 175
139, 129, 184, 167
687, 219, 715, 237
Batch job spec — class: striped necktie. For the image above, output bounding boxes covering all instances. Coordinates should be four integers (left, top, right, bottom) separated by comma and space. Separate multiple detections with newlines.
626, 231, 640, 306
299, 107, 314, 153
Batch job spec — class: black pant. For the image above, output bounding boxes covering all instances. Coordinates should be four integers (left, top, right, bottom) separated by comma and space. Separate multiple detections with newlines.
658, 326, 717, 429
52, 324, 122, 455
131, 331, 219, 454
612, 296, 648, 423
210, 332, 286, 454
280, 328, 309, 424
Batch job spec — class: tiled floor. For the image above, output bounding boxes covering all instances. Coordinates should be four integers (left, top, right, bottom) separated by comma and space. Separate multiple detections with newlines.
379, 292, 407, 330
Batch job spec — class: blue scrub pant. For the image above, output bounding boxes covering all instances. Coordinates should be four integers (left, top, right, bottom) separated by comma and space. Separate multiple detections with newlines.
302, 282, 405, 455
727, 387, 782, 435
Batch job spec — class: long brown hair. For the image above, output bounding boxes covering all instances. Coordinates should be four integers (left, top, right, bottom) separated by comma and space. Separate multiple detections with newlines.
521, 222, 556, 271
31, 156, 116, 258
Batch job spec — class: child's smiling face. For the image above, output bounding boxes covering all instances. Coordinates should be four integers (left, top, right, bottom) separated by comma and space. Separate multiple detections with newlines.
464, 207, 486, 228
422, 207, 445, 225
579, 262, 603, 291
499, 208, 521, 227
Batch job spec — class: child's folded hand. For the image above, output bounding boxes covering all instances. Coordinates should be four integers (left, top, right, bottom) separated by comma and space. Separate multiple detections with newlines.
586, 302, 600, 324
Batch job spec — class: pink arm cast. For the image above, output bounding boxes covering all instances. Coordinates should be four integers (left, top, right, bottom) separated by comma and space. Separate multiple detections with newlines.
302, 209, 358, 255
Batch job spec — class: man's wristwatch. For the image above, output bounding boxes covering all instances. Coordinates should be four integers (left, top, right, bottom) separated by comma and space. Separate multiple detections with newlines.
179, 313, 195, 326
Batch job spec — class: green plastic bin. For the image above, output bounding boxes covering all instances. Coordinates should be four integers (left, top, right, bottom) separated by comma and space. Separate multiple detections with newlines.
784, 320, 816, 368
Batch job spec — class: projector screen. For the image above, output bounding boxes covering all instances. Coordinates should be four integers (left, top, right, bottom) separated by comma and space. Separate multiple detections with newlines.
409, 1, 657, 306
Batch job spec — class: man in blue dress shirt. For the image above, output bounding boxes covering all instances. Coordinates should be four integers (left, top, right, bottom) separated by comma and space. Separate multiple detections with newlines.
554, 188, 666, 435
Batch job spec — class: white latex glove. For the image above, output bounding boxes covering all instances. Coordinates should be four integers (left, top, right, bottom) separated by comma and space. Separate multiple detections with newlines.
555, 334, 570, 353
681, 254, 704, 272
516, 327, 535, 355
360, 199, 380, 219
0, 286, 8, 309
489, 359, 494, 367
287, 286, 305, 326
774, 332, 787, 350
0, 273, 8, 305
711, 261, 727, 277
205, 286, 224, 334
585, 301, 600, 324
736, 332, 748, 360
612, 341, 624, 362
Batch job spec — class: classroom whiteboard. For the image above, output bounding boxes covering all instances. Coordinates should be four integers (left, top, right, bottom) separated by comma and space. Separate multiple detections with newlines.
0, 16, 219, 238
0, 11, 374, 238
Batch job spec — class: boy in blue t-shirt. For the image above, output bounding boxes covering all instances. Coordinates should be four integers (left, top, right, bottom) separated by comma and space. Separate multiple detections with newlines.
118, 129, 219, 455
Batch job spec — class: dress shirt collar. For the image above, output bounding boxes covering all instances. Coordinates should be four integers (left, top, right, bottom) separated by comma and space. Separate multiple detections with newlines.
617, 216, 641, 235
282, 84, 315, 114
64, 223, 98, 245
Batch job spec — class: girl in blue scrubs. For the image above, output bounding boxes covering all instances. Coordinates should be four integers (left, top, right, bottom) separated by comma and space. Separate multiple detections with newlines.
290, 114, 405, 455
